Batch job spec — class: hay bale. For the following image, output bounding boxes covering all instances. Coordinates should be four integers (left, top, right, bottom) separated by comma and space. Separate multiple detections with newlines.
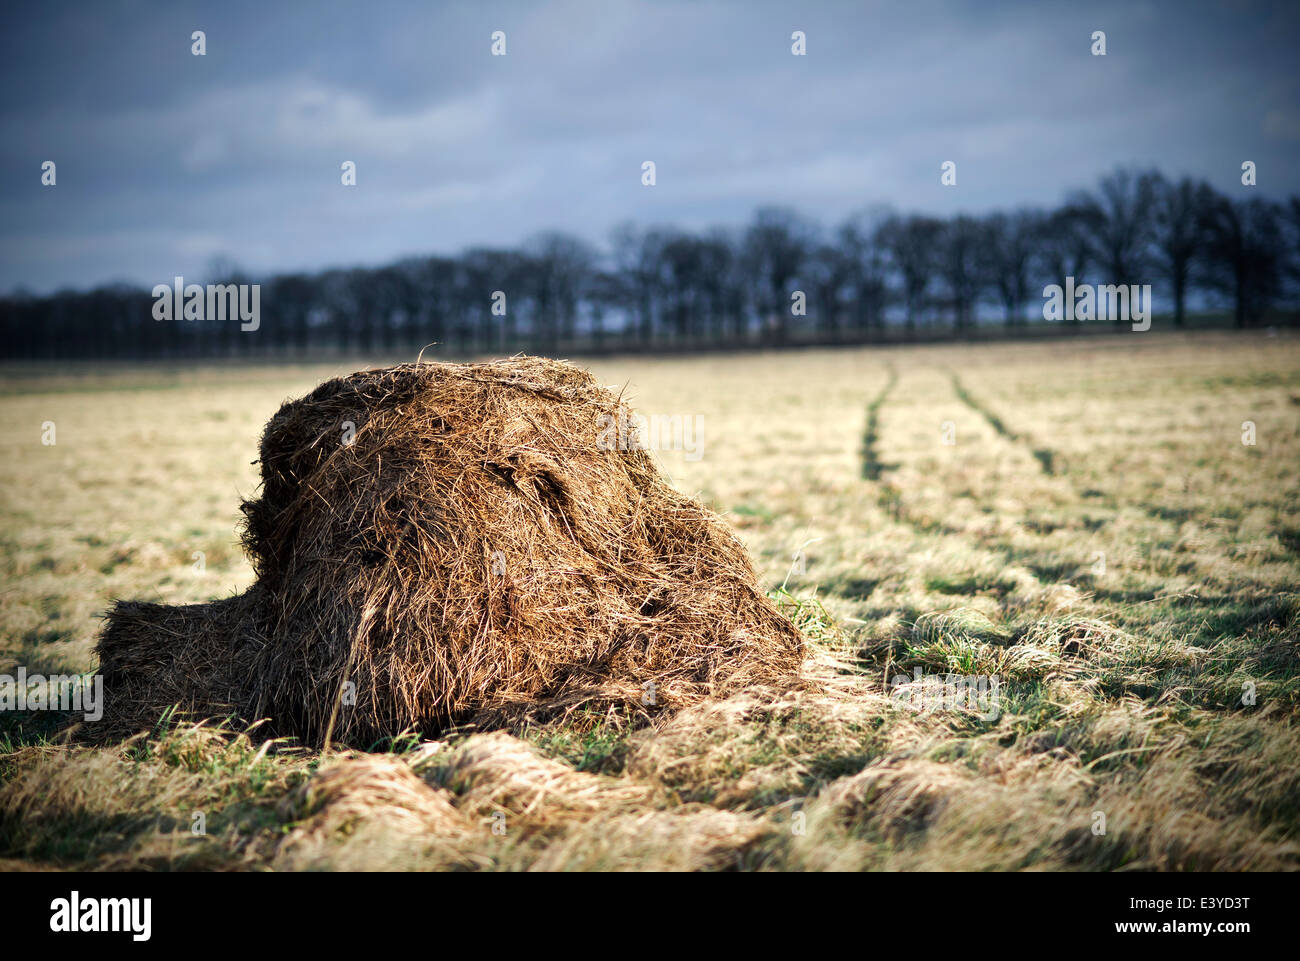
96, 590, 267, 731
95, 357, 803, 746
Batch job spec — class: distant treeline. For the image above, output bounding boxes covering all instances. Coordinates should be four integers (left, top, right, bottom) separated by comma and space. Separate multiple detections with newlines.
4, 167, 1299, 360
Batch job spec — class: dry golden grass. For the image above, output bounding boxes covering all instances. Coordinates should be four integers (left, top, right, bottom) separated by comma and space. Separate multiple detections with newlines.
1, 330, 1297, 870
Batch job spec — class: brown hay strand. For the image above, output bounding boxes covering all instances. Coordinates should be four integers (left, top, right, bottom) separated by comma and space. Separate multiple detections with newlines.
95, 357, 803, 746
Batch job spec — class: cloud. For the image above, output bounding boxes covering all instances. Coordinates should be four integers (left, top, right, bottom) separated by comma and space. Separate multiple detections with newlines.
1, 0, 1297, 293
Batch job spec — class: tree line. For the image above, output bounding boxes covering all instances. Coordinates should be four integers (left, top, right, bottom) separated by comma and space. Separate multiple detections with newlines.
3, 167, 1298, 361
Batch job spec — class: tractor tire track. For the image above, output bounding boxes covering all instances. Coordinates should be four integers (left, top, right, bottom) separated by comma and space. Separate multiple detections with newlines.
860, 366, 963, 537
860, 365, 898, 481
847, 365, 1044, 609
949, 371, 1063, 476
946, 369, 1219, 578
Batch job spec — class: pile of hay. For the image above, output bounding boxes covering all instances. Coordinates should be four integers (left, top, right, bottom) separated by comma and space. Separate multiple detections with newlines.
96, 357, 803, 746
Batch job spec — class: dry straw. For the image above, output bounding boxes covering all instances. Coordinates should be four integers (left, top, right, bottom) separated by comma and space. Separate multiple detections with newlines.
96, 357, 803, 746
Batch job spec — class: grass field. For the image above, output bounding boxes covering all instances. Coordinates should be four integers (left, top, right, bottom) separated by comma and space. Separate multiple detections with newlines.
1, 330, 1298, 871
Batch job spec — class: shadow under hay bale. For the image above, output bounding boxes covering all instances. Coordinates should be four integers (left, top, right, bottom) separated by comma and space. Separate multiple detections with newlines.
95, 357, 804, 747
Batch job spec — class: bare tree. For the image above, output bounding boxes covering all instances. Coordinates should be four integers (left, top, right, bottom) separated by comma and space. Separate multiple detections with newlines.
524, 232, 595, 351
877, 213, 942, 329
268, 273, 317, 353
364, 265, 418, 351
585, 268, 622, 350
1150, 175, 1213, 327
461, 247, 526, 351
1283, 195, 1300, 307
1035, 205, 1097, 324
1199, 196, 1285, 327
981, 209, 1041, 325
660, 231, 708, 343
610, 222, 667, 346
805, 237, 854, 336
317, 268, 362, 352
743, 207, 814, 343
10, 173, 1297, 362
695, 229, 738, 341
408, 257, 460, 352
838, 209, 890, 330
1071, 168, 1159, 323
708, 226, 751, 341
937, 215, 984, 330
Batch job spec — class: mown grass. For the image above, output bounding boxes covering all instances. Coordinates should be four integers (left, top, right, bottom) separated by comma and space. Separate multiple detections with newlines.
0, 330, 1297, 870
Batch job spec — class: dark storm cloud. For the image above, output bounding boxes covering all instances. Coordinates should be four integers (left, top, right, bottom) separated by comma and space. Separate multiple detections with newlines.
2, 0, 1297, 293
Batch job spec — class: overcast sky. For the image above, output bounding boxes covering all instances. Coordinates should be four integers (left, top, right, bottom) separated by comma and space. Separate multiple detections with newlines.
2, 0, 1298, 294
